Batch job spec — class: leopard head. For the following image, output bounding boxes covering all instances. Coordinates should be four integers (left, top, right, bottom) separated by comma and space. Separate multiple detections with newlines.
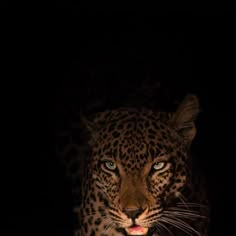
81, 94, 200, 235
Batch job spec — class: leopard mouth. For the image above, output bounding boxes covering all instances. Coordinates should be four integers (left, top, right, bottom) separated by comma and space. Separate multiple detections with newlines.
125, 225, 148, 235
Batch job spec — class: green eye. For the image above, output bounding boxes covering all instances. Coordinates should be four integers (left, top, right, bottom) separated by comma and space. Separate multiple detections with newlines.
105, 161, 117, 170
153, 161, 165, 171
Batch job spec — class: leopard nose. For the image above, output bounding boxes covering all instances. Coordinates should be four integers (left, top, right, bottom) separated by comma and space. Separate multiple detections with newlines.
123, 208, 143, 220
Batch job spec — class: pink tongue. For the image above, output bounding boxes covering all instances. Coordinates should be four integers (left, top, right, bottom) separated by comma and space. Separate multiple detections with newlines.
125, 225, 148, 235
128, 225, 145, 233
130, 226, 143, 230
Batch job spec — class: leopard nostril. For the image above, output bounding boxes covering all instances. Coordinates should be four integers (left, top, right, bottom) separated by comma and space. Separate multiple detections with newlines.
123, 208, 143, 220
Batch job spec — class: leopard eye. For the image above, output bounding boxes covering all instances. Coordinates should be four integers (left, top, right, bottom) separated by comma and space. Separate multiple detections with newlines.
153, 161, 166, 171
104, 161, 117, 170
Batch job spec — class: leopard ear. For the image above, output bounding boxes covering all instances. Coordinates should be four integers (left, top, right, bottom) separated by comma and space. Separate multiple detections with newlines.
79, 111, 106, 144
171, 94, 200, 143
80, 112, 95, 133
79, 112, 98, 144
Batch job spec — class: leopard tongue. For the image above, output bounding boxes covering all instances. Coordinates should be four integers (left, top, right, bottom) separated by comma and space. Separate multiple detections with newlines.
125, 226, 148, 235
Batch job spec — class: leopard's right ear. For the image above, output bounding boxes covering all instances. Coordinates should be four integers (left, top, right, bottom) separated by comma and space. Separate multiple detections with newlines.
79, 112, 95, 133
79, 111, 100, 144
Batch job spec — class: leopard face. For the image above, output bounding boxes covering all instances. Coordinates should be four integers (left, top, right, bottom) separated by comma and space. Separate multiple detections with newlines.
74, 95, 209, 236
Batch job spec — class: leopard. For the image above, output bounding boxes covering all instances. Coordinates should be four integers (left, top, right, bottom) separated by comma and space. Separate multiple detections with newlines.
57, 94, 209, 236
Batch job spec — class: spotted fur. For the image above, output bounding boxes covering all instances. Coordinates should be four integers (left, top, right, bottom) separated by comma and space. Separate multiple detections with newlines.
59, 95, 209, 236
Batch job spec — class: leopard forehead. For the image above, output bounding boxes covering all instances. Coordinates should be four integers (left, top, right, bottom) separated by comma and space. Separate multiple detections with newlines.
90, 108, 185, 168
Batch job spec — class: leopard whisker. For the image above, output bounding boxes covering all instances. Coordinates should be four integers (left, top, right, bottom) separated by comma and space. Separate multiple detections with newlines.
138, 216, 160, 226
164, 210, 207, 219
176, 202, 208, 208
80, 212, 106, 218
159, 217, 192, 235
175, 192, 190, 209
99, 218, 115, 236
167, 206, 203, 214
79, 208, 107, 218
101, 221, 116, 236
155, 221, 174, 236
152, 224, 162, 235
159, 215, 201, 236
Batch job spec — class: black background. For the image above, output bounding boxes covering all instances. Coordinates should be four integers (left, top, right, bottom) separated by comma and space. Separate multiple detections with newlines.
2, 7, 236, 236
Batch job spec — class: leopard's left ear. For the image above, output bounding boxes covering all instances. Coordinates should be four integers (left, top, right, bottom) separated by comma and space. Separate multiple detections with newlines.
171, 94, 200, 143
